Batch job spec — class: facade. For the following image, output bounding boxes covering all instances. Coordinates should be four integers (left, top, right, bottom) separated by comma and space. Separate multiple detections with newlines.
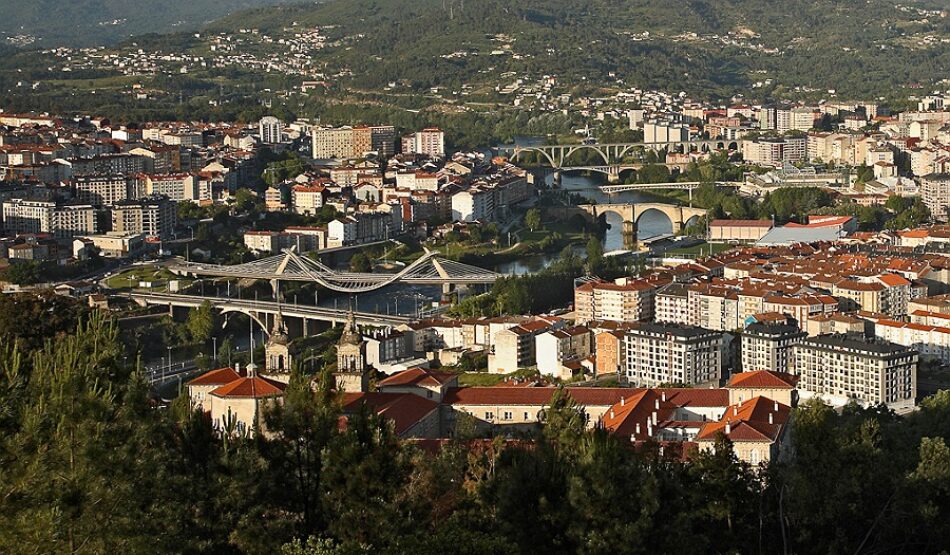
536, 326, 592, 379
73, 175, 130, 207
709, 219, 773, 242
451, 187, 494, 222
574, 279, 657, 324
921, 174, 950, 222
792, 335, 917, 411
623, 323, 723, 387
312, 127, 356, 159
2, 199, 96, 238
741, 323, 807, 373
401, 128, 445, 158
111, 195, 177, 239
291, 185, 326, 216
258, 116, 284, 144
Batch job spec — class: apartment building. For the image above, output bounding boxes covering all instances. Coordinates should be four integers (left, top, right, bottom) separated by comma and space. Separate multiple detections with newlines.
623, 323, 723, 387
144, 173, 209, 202
401, 128, 445, 158
575, 278, 657, 324
654, 283, 691, 325
451, 186, 495, 222
312, 127, 356, 159
488, 320, 557, 374
741, 323, 807, 373
536, 326, 592, 379
73, 175, 131, 207
291, 185, 326, 216
792, 335, 917, 412
258, 116, 284, 144
111, 195, 177, 239
921, 174, 950, 222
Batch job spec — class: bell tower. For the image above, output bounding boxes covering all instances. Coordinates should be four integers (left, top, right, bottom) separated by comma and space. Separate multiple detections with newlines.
265, 311, 292, 373
334, 301, 368, 393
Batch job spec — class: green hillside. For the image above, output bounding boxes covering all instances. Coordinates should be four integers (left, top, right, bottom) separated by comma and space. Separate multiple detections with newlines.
206, 0, 950, 98
0, 0, 305, 47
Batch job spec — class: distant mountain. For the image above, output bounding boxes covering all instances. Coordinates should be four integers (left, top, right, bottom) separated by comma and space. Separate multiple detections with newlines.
0, 0, 307, 47
204, 0, 950, 99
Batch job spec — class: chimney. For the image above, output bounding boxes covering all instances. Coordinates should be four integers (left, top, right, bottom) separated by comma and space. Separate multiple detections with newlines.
661, 391, 666, 402
636, 423, 641, 434
725, 422, 731, 434
774, 400, 779, 412
630, 434, 635, 442
654, 399, 660, 410
647, 422, 653, 436
734, 406, 739, 416
652, 411, 657, 425
235, 363, 242, 376
610, 410, 615, 419
769, 413, 774, 425
621, 397, 625, 406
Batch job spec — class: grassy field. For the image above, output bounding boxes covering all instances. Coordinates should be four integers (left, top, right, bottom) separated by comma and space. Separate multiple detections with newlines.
105, 266, 179, 290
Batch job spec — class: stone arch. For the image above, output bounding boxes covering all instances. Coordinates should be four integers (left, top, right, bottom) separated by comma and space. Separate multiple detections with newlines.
562, 144, 610, 166
634, 207, 675, 236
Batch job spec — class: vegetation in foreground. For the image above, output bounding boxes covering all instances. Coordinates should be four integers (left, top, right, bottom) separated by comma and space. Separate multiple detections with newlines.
1, 297, 950, 553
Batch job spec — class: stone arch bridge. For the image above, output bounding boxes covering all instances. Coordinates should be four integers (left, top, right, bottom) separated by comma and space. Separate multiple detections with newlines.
578, 203, 708, 249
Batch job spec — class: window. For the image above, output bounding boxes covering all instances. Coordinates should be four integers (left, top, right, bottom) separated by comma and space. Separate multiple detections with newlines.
484, 412, 494, 420
503, 411, 513, 420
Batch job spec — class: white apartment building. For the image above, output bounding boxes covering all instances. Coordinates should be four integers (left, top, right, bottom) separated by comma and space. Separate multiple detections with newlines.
654, 283, 691, 325
73, 175, 130, 207
145, 173, 208, 202
873, 318, 950, 366
451, 187, 494, 222
291, 185, 326, 216
401, 128, 445, 158
921, 174, 950, 222
792, 335, 917, 412
536, 326, 592, 380
312, 127, 356, 159
741, 323, 807, 373
574, 279, 657, 324
644, 120, 689, 143
51, 204, 97, 238
2, 199, 55, 235
111, 195, 177, 239
258, 116, 284, 144
623, 323, 723, 387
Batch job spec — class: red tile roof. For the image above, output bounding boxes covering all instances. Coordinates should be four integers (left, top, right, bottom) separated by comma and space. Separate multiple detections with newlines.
697, 396, 790, 442
726, 371, 798, 389
342, 392, 439, 435
188, 367, 240, 386
210, 376, 285, 398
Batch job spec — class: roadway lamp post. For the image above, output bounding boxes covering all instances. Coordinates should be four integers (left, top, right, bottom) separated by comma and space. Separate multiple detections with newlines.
212, 336, 218, 362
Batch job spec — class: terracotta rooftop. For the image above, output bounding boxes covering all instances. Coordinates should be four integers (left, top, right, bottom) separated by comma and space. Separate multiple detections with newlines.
210, 376, 286, 398
187, 367, 241, 387
726, 371, 799, 389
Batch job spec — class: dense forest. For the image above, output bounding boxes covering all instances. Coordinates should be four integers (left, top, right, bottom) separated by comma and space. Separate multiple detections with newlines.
2, 294, 950, 553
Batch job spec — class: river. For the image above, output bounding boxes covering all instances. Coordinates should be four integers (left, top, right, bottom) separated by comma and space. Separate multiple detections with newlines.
494, 170, 676, 275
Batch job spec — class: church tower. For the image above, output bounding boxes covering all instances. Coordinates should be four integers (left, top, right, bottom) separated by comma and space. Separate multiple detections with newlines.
265, 312, 292, 374
335, 304, 368, 393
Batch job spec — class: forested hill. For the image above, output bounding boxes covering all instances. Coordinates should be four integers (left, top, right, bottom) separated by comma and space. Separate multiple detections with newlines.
207, 0, 950, 98
0, 0, 303, 47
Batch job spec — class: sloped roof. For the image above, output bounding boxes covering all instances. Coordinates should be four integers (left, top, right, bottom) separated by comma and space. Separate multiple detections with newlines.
697, 396, 790, 442
210, 376, 285, 398
188, 367, 240, 387
726, 371, 799, 389
443, 387, 728, 408
342, 392, 439, 435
